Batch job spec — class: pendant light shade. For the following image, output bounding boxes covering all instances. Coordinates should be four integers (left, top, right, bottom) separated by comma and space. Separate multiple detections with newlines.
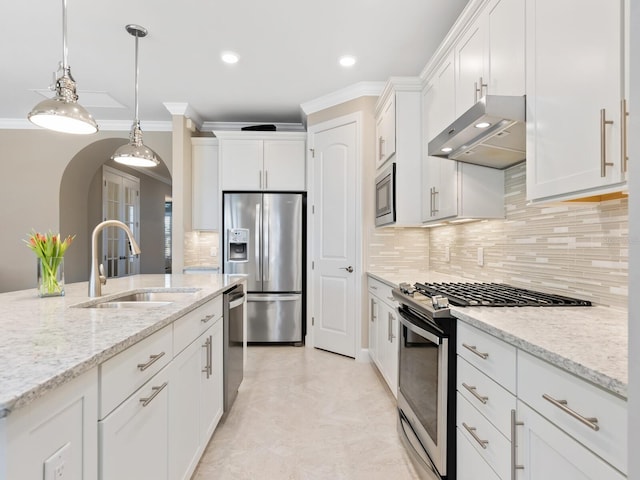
112, 24, 158, 167
28, 0, 98, 134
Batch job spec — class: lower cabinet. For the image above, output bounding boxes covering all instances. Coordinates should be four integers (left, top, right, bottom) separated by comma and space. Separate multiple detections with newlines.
367, 276, 399, 397
457, 428, 501, 480
100, 366, 170, 480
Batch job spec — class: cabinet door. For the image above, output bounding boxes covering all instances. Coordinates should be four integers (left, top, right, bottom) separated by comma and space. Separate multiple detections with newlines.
457, 428, 501, 480
517, 401, 625, 480
220, 139, 263, 191
168, 337, 202, 480
263, 140, 306, 191
368, 294, 379, 365
487, 0, 525, 96
526, 0, 624, 201
100, 367, 170, 480
200, 319, 224, 445
455, 17, 488, 115
192, 139, 219, 230
376, 95, 396, 168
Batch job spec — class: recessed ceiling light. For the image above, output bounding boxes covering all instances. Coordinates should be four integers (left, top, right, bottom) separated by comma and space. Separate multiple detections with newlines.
339, 55, 357, 67
221, 52, 239, 64
441, 147, 453, 153
475, 122, 491, 128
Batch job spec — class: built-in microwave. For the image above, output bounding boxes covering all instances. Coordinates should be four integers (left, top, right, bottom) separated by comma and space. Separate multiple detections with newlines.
375, 163, 396, 227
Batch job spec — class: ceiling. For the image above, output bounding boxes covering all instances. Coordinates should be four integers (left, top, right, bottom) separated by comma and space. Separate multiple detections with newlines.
5, 0, 469, 130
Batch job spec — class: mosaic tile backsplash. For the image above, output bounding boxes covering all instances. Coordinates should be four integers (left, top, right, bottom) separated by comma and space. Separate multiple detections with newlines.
367, 227, 430, 277
429, 163, 628, 309
184, 231, 220, 268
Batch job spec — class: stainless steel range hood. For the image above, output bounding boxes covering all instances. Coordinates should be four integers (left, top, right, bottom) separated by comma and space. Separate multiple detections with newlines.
428, 95, 526, 169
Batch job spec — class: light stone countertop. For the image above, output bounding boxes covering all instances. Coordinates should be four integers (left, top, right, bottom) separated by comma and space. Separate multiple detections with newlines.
368, 271, 628, 399
0, 273, 245, 418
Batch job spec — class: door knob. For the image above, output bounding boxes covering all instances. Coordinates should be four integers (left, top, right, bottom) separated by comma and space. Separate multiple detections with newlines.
341, 266, 354, 273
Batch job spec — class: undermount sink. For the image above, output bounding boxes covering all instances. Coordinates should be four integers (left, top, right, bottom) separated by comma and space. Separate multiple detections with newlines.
78, 289, 200, 309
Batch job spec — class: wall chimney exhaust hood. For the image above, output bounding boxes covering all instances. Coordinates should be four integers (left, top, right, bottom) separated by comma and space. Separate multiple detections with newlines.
428, 95, 526, 169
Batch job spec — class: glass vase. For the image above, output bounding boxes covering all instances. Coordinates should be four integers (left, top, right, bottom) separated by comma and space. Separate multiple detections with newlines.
37, 257, 65, 297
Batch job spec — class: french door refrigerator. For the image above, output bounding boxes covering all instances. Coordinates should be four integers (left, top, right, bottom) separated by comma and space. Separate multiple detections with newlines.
223, 192, 305, 344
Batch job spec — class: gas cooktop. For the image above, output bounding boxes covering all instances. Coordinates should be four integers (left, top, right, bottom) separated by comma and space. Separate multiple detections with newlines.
409, 282, 592, 307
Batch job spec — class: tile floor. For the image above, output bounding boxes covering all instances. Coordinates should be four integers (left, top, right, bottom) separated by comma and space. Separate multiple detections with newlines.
193, 346, 420, 480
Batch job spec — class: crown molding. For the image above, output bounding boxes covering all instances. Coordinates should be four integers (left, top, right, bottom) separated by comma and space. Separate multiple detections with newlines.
201, 121, 306, 133
299, 81, 386, 116
163, 102, 204, 129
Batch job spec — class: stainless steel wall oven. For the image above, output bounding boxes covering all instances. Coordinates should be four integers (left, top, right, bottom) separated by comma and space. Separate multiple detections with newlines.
375, 162, 396, 227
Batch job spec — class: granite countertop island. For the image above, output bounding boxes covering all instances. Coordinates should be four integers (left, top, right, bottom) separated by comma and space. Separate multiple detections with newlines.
0, 273, 245, 418
368, 271, 628, 399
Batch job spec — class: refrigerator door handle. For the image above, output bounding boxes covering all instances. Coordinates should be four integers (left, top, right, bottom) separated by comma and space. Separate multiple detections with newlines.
255, 203, 261, 282
248, 294, 301, 302
264, 201, 270, 283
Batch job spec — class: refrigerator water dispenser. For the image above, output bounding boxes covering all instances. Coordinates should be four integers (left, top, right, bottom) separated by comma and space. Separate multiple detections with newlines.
228, 228, 249, 261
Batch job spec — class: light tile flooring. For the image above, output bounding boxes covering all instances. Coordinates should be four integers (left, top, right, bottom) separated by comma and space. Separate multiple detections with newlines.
193, 346, 419, 480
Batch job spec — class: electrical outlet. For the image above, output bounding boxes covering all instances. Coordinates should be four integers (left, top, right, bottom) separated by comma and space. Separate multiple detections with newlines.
44, 442, 71, 480
477, 247, 484, 267
445, 245, 450, 263
210, 247, 217, 257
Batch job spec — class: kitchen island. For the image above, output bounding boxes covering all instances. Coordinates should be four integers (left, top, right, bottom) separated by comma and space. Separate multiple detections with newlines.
0, 273, 245, 480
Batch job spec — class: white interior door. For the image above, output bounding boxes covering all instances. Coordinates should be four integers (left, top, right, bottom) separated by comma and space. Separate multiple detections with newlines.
102, 166, 140, 278
310, 119, 358, 358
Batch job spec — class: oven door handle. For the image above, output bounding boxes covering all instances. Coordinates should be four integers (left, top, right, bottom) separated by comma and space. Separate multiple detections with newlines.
397, 308, 443, 345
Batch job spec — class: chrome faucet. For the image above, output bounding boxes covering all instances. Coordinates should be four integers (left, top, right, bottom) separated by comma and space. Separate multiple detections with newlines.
89, 220, 141, 297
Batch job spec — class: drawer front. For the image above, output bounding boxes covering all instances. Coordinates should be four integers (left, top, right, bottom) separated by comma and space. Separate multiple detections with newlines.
517, 350, 627, 474
457, 392, 510, 480
100, 325, 172, 419
456, 428, 501, 480
457, 322, 516, 393
457, 357, 516, 438
173, 295, 223, 355
367, 276, 396, 308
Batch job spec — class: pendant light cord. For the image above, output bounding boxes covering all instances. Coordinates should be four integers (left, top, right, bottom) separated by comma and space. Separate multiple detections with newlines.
134, 30, 140, 124
61, 0, 68, 70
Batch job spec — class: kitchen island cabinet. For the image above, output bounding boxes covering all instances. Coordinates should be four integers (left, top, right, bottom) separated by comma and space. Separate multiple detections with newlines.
0, 273, 244, 480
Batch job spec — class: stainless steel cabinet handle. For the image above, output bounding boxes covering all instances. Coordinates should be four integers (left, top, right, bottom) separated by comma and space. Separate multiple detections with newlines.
462, 343, 489, 359
259, 170, 262, 189
542, 393, 600, 431
139, 382, 168, 407
511, 410, 524, 479
202, 337, 211, 378
600, 108, 614, 177
201, 313, 215, 323
137, 352, 165, 371
379, 136, 385, 160
370, 285, 378, 290
340, 266, 354, 273
462, 422, 489, 449
621, 99, 629, 173
387, 312, 396, 342
462, 382, 488, 404
370, 298, 376, 322
207, 334, 213, 376
264, 170, 268, 189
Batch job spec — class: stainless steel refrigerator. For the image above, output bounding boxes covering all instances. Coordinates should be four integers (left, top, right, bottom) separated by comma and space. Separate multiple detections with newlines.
223, 192, 304, 343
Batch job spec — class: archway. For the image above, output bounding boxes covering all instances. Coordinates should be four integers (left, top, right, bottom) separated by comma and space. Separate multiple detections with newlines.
59, 138, 172, 283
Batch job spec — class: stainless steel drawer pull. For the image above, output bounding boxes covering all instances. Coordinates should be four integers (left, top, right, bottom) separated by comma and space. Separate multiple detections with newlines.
600, 108, 614, 177
202, 337, 211, 378
201, 313, 215, 323
462, 343, 489, 359
463, 422, 489, 449
542, 393, 600, 431
137, 351, 165, 371
511, 409, 524, 479
462, 382, 488, 404
139, 382, 168, 407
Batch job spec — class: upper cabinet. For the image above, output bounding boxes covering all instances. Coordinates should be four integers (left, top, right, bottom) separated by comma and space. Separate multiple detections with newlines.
375, 94, 397, 168
525, 0, 627, 202
455, 0, 525, 115
375, 78, 423, 227
191, 137, 219, 231
217, 131, 306, 192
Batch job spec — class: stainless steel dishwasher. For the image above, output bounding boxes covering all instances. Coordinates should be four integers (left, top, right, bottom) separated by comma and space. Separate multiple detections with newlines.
223, 284, 245, 413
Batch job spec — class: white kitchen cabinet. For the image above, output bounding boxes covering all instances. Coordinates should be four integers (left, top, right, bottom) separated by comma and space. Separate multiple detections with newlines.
0, 368, 98, 480
192, 137, 220, 231
200, 317, 224, 446
375, 94, 396, 168
455, 0, 525, 115
100, 364, 170, 480
517, 400, 625, 480
367, 293, 379, 367
217, 131, 306, 191
375, 78, 423, 227
525, 0, 627, 202
367, 276, 398, 397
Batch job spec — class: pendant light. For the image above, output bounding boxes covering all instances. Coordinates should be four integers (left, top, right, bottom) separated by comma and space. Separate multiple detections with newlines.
112, 24, 159, 167
28, 0, 98, 134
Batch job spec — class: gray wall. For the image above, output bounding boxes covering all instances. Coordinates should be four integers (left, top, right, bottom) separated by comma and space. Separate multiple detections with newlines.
0, 129, 172, 293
